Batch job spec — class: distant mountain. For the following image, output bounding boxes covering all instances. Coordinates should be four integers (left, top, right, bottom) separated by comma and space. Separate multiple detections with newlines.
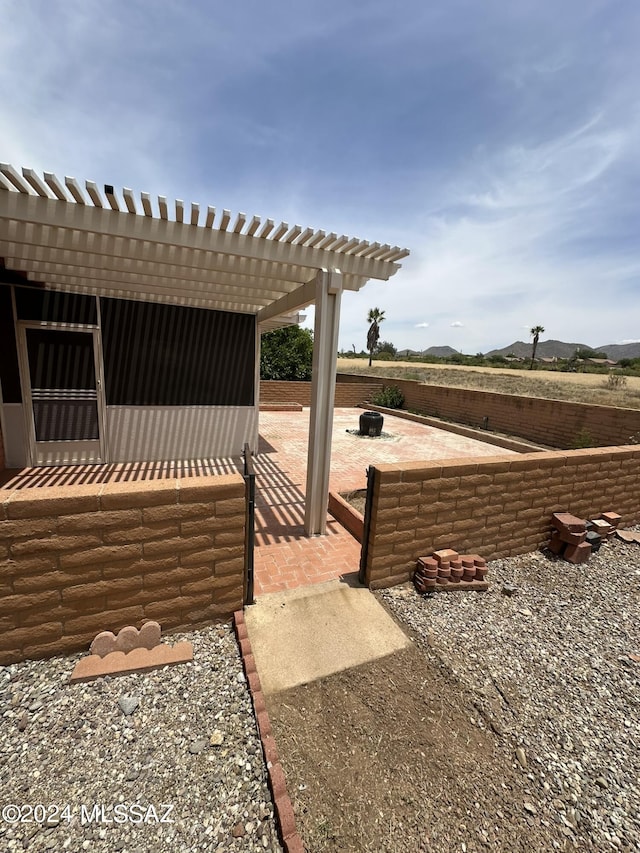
597, 342, 640, 360
395, 340, 640, 361
396, 346, 460, 357
486, 340, 593, 359
485, 340, 640, 360
425, 345, 459, 357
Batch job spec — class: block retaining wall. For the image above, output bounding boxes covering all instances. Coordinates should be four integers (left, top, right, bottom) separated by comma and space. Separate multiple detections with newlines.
364, 446, 640, 589
0, 474, 246, 664
363, 403, 542, 453
364, 376, 640, 449
260, 378, 383, 407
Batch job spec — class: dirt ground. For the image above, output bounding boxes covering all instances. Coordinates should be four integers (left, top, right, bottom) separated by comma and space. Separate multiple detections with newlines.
267, 639, 571, 852
336, 359, 640, 410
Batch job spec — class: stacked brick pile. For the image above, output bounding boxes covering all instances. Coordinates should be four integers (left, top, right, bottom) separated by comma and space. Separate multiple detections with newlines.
414, 548, 487, 593
548, 511, 621, 564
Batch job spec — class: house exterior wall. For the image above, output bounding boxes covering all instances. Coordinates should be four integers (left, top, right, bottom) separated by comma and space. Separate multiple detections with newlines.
0, 474, 246, 664
363, 446, 640, 589
106, 406, 257, 461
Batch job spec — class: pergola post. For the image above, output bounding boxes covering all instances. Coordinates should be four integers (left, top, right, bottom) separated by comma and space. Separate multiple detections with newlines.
304, 268, 342, 535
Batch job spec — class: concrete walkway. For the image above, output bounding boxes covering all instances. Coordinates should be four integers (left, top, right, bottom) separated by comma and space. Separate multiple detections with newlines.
243, 578, 412, 694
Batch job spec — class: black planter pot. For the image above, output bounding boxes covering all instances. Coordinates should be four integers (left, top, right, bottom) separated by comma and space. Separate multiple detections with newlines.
359, 411, 384, 436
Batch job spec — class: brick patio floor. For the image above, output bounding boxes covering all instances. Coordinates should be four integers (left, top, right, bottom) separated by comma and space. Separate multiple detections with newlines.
252, 408, 515, 596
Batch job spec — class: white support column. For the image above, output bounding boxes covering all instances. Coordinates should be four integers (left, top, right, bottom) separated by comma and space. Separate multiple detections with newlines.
304, 268, 343, 535
252, 315, 261, 455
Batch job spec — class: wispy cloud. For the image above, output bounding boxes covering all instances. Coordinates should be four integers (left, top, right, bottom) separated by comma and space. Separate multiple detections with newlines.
450, 321, 464, 328
415, 322, 430, 328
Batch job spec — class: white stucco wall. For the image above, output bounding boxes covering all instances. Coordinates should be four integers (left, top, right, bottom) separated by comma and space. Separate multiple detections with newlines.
106, 405, 259, 462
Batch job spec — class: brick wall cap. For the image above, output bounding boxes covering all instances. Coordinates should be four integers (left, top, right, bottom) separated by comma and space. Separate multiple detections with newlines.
100, 479, 178, 500
177, 473, 243, 491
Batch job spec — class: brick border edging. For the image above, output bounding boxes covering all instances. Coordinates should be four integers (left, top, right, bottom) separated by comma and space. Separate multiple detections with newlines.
328, 491, 364, 542
233, 610, 305, 853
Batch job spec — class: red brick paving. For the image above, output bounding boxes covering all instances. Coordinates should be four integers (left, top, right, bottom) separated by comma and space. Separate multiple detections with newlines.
252, 408, 514, 595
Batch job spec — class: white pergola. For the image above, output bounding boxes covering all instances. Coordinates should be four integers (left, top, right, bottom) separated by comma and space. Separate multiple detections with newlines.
0, 164, 409, 534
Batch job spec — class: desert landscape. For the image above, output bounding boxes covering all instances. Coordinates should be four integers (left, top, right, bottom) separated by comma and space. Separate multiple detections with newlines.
337, 359, 640, 410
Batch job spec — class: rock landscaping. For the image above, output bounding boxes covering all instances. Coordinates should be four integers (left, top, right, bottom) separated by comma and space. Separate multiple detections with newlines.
0, 623, 281, 853
379, 530, 640, 851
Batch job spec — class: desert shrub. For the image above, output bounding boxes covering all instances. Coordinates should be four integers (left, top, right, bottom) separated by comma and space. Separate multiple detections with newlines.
372, 385, 405, 409
604, 372, 627, 390
571, 427, 595, 449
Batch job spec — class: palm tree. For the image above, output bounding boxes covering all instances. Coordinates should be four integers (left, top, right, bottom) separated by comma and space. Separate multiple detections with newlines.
530, 325, 545, 369
367, 308, 385, 366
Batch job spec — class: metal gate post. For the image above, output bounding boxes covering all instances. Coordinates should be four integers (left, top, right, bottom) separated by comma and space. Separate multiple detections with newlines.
243, 443, 256, 605
358, 465, 376, 585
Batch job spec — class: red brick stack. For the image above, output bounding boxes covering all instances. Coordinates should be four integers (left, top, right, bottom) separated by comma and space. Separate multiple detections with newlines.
548, 510, 621, 564
589, 512, 621, 539
414, 549, 487, 593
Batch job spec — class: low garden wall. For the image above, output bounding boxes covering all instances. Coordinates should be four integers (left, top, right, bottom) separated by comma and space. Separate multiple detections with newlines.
260, 377, 383, 407
367, 377, 640, 449
363, 445, 640, 589
0, 474, 246, 664
363, 403, 541, 453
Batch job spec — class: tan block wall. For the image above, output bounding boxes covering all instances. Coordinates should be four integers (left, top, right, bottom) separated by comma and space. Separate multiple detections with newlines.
364, 446, 640, 589
377, 377, 640, 449
259, 378, 383, 407
0, 420, 4, 472
0, 474, 246, 664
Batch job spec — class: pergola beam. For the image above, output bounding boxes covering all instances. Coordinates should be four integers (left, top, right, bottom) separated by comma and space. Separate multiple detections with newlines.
256, 278, 318, 325
1, 191, 402, 282
0, 245, 303, 293
0, 234, 368, 298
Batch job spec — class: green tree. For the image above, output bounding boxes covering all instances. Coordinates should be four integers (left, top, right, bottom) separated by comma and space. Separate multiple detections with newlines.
574, 347, 607, 360
376, 340, 397, 356
260, 326, 313, 381
529, 325, 544, 370
366, 307, 385, 366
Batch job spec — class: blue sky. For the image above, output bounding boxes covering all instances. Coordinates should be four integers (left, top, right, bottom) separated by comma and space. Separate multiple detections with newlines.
1, 0, 639, 353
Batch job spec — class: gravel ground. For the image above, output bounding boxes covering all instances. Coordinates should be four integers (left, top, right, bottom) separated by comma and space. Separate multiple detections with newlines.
0, 623, 282, 853
378, 532, 640, 852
